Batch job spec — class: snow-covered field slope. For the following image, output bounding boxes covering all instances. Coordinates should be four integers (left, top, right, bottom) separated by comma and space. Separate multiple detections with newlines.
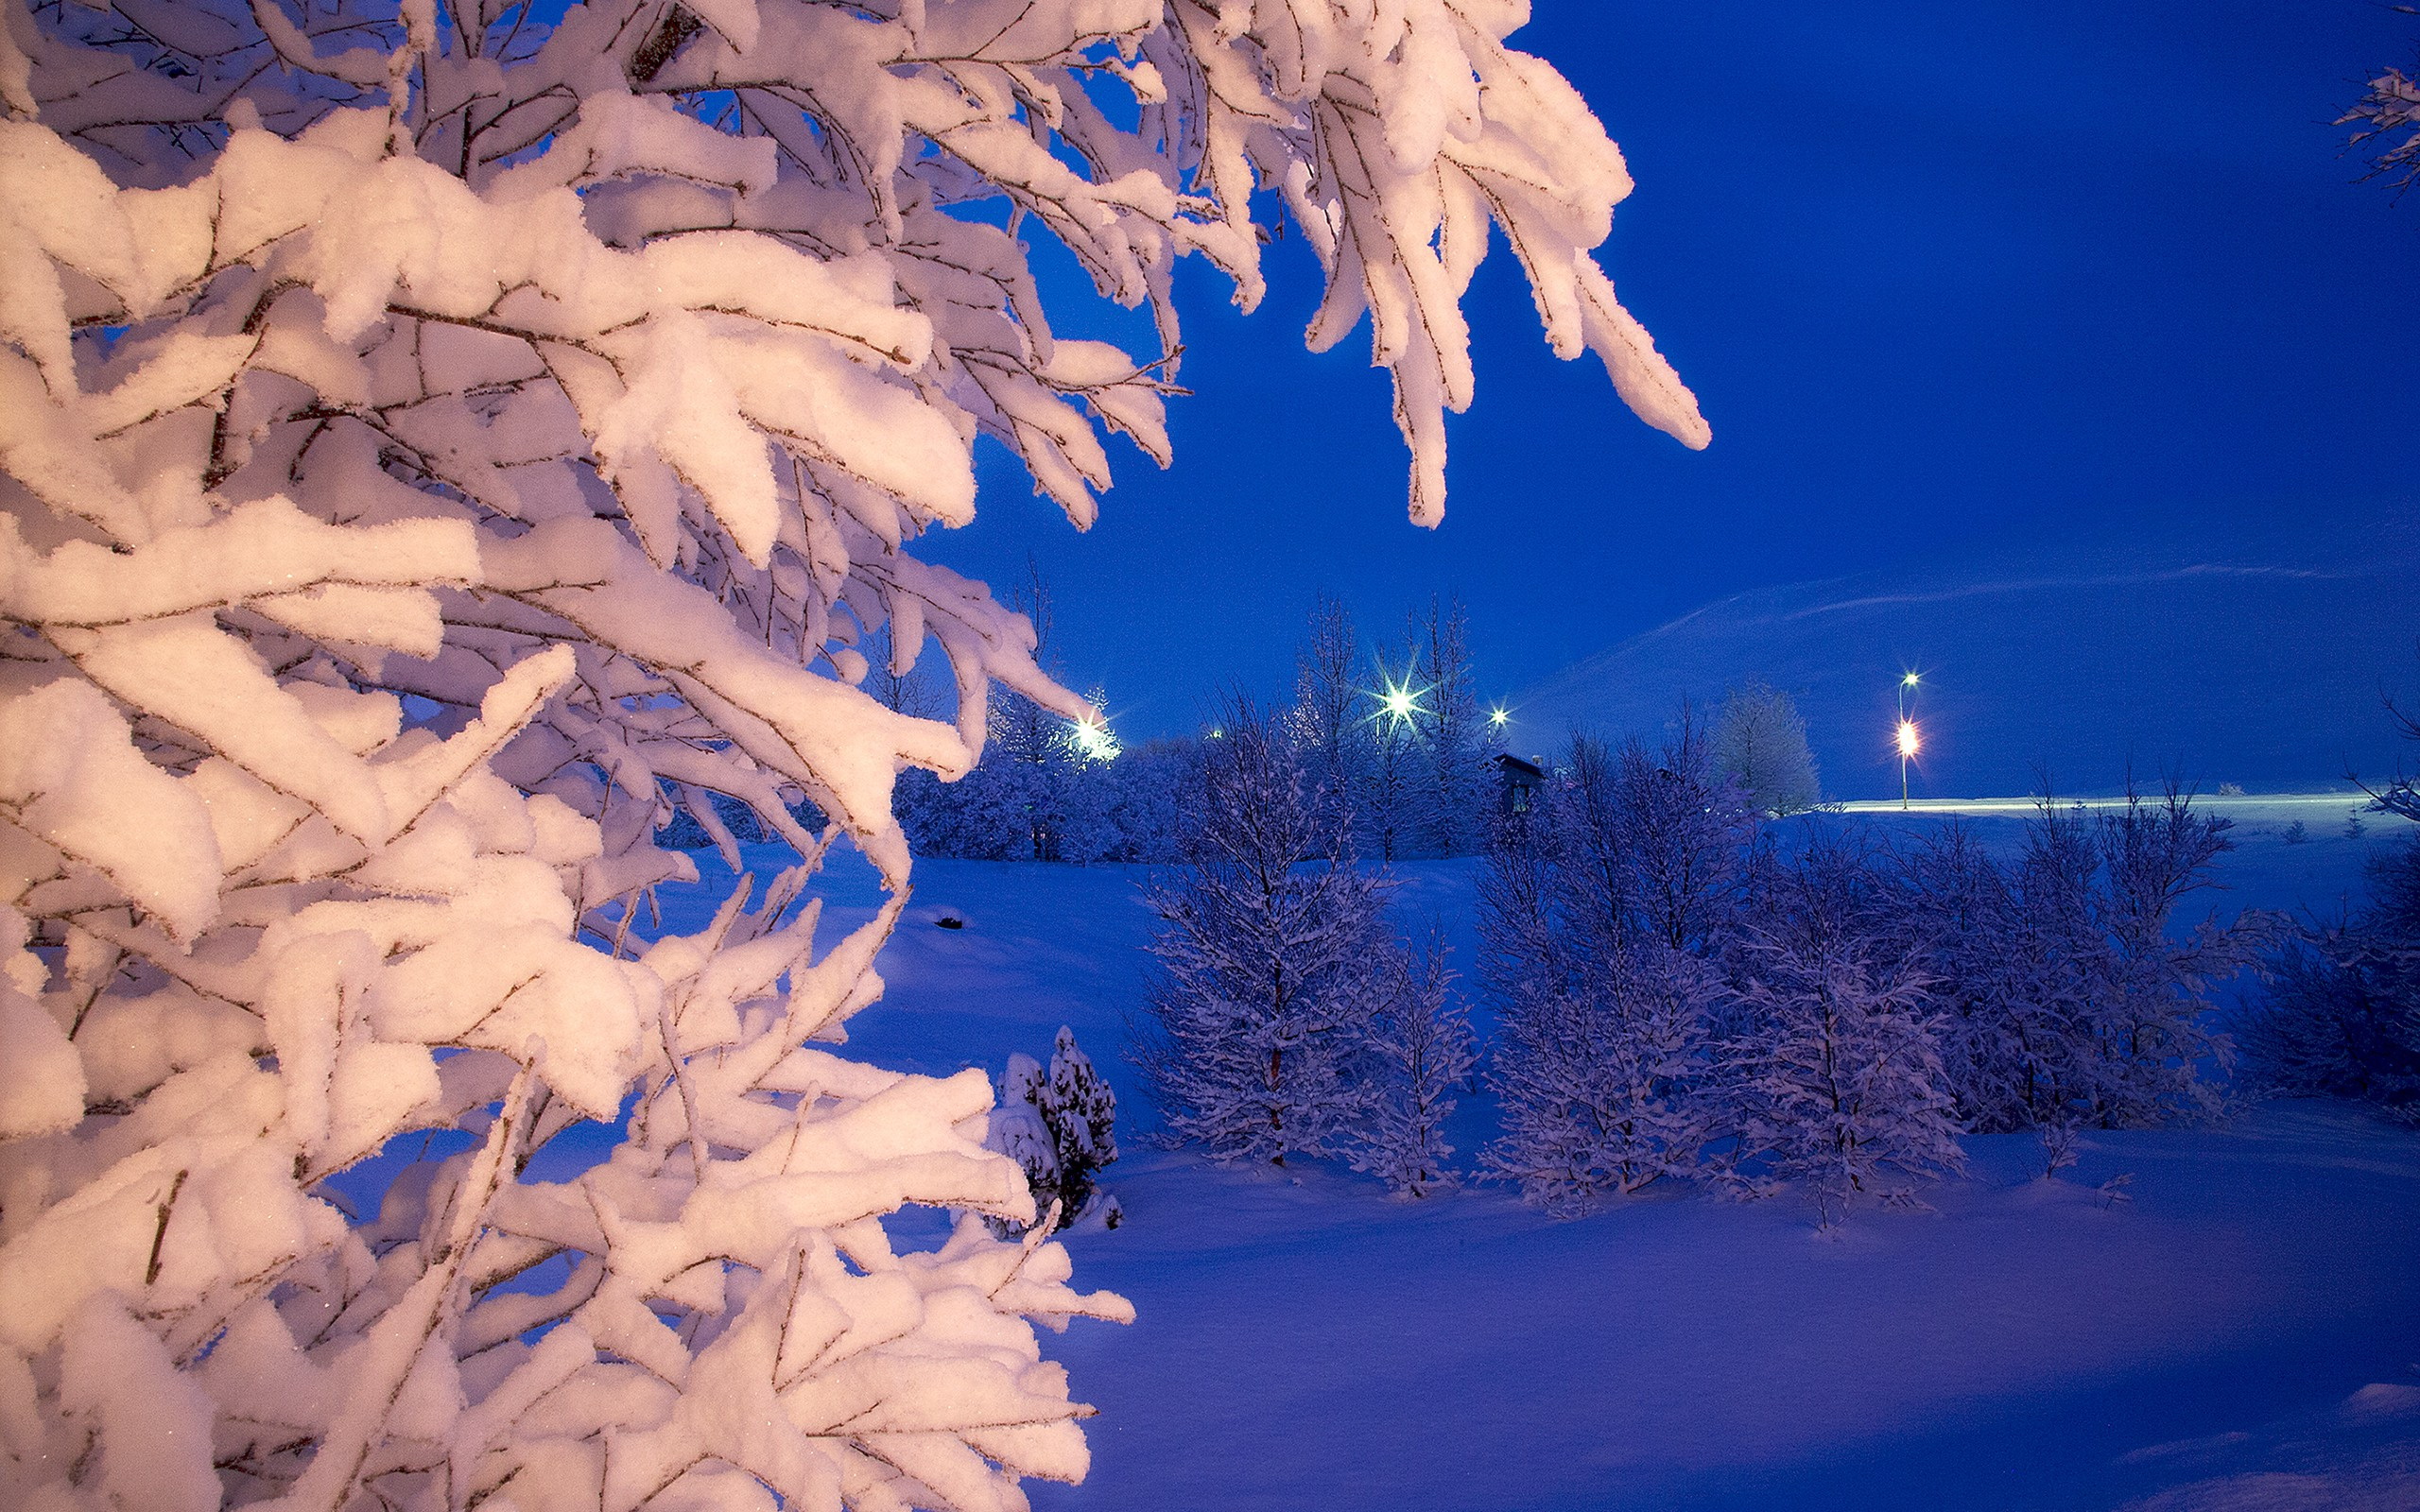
655, 814, 2420, 1511
1501, 537, 2419, 803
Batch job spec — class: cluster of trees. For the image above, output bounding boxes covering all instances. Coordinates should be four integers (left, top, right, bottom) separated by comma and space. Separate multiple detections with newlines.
1135, 699, 2265, 1226
1483, 728, 2265, 1220
0, 0, 1703, 1507
1287, 593, 1503, 860
895, 592, 1515, 864
1133, 706, 1476, 1198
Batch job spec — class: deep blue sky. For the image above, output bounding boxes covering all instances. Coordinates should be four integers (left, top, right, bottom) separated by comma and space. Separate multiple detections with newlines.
927, 2, 2420, 744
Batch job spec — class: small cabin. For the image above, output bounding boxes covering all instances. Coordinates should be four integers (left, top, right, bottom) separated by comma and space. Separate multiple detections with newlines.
1495, 752, 1546, 816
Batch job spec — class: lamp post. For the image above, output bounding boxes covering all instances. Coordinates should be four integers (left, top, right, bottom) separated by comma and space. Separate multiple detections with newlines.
1895, 673, 1920, 810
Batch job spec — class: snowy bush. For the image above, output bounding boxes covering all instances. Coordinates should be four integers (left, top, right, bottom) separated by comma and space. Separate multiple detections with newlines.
2238, 687, 2420, 1112
0, 0, 1703, 1505
1889, 818, 2083, 1134
2238, 833, 2420, 1113
1891, 786, 2266, 1132
2042, 786, 2268, 1125
988, 1030, 1120, 1232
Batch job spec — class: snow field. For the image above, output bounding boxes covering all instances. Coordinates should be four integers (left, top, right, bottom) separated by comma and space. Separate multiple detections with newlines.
663, 812, 2419, 1510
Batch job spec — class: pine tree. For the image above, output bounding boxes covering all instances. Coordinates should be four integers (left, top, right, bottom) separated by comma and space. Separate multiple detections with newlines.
985, 1053, 1064, 1236
1041, 1025, 1122, 1220
987, 1031, 1120, 1233
1136, 704, 1393, 1164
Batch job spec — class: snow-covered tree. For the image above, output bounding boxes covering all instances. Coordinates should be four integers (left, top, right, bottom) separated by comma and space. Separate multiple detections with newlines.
1135, 703, 1392, 1164
1358, 634, 1425, 863
1722, 835, 1964, 1223
1351, 928, 1474, 1198
2240, 695, 2420, 1112
2062, 784, 2267, 1125
2236, 860, 2420, 1113
1713, 678, 1822, 817
984, 1052, 1065, 1235
1409, 594, 1484, 855
1476, 729, 1745, 1210
1482, 933, 1723, 1211
0, 1, 1703, 1506
2343, 49, 2420, 195
1288, 593, 1371, 842
1888, 817, 2085, 1133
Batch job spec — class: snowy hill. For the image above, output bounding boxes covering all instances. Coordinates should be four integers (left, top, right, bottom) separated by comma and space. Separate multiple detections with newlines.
1503, 538, 2418, 802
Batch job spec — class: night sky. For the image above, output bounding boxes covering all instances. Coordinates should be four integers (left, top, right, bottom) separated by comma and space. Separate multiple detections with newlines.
925, 1, 2420, 760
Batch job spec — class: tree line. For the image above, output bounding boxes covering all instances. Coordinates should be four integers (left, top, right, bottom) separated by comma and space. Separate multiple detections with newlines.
872, 588, 1828, 866
1137, 700, 2283, 1226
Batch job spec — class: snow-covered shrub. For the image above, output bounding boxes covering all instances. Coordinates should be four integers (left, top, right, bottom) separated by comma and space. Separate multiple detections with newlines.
985, 1053, 1066, 1235
991, 1029, 1120, 1232
2060, 785, 2269, 1125
1351, 928, 1474, 1198
1482, 934, 1725, 1211
0, 0, 1702, 1504
2237, 836, 2420, 1113
1890, 818, 2085, 1133
1135, 703, 1393, 1164
1040, 1027, 1120, 1222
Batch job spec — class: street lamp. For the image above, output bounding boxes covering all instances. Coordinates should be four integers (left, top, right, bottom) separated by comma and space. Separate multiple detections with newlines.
1069, 713, 1118, 762
1895, 673, 1920, 810
1372, 677, 1426, 730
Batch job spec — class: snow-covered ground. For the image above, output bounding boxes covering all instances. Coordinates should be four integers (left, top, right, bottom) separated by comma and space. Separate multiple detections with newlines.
654, 808, 2420, 1511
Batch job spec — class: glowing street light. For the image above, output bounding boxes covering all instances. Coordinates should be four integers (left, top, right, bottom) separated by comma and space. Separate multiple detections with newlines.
1371, 676, 1426, 731
1488, 705, 1511, 730
1893, 671, 1923, 809
1069, 714, 1119, 763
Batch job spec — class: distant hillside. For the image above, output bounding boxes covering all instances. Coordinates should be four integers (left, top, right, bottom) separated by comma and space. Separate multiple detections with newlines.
1505, 548, 2417, 801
